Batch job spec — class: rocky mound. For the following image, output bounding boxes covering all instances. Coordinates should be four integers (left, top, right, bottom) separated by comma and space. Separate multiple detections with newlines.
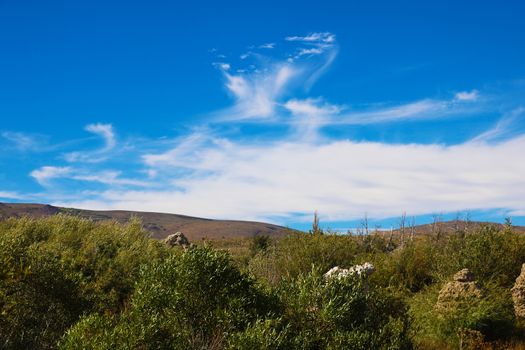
436, 269, 484, 311
512, 263, 525, 318
163, 232, 190, 249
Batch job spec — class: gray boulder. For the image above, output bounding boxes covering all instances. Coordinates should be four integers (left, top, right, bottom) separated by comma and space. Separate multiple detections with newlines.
163, 232, 190, 248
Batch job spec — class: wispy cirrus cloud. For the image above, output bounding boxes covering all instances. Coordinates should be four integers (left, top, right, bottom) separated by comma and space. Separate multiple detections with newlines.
285, 32, 336, 43
258, 43, 275, 49
0, 190, 24, 200
211, 33, 485, 132
30, 166, 73, 186
64, 123, 116, 162
211, 32, 339, 122
217, 64, 296, 121
1, 131, 41, 151
470, 107, 525, 143
455, 89, 479, 101
30, 165, 149, 187
0, 131, 56, 152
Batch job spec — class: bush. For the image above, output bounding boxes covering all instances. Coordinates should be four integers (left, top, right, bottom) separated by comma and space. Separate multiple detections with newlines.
250, 235, 271, 256
368, 240, 436, 293
410, 283, 516, 348
61, 246, 278, 349
226, 318, 291, 350
434, 226, 525, 287
0, 251, 85, 349
249, 232, 360, 285
276, 269, 413, 349
0, 215, 166, 349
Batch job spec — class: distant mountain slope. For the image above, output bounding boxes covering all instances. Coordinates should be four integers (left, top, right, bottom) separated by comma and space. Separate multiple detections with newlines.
385, 219, 525, 236
0, 203, 292, 241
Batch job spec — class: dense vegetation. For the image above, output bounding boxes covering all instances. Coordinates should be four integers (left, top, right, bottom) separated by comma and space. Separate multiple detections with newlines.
1, 215, 525, 349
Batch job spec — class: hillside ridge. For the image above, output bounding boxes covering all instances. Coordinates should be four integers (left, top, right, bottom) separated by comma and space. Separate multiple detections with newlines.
0, 202, 291, 240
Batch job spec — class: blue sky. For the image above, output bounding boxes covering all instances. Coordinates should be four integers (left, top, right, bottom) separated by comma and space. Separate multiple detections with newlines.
1, 0, 525, 230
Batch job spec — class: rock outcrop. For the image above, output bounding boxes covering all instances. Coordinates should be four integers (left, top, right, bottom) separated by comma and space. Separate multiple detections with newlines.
511, 263, 525, 318
436, 268, 484, 311
163, 232, 190, 248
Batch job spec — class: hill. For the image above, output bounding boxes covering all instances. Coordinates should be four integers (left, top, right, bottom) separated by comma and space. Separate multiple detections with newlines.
382, 219, 525, 237
0, 202, 292, 241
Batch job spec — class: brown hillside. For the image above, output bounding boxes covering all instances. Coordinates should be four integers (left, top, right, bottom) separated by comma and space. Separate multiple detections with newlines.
0, 202, 292, 241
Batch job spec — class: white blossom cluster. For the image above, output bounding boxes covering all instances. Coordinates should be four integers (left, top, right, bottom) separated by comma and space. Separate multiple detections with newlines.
324, 262, 375, 280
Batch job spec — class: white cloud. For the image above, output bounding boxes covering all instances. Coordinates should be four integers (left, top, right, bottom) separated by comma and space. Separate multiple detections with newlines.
57, 134, 525, 222
285, 32, 336, 43
284, 98, 341, 116
30, 165, 149, 187
71, 171, 150, 187
30, 166, 73, 185
212, 33, 340, 122
65, 123, 116, 162
297, 48, 324, 56
455, 90, 479, 101
1, 131, 40, 151
470, 107, 525, 143
0, 191, 24, 200
285, 32, 338, 64
142, 131, 215, 168
284, 98, 342, 140
217, 64, 296, 121
213, 62, 231, 71
325, 96, 486, 126
259, 43, 275, 49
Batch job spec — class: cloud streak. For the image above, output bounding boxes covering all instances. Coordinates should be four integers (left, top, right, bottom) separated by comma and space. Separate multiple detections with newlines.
470, 107, 525, 143
30, 165, 149, 187
64, 123, 116, 162
0, 191, 24, 200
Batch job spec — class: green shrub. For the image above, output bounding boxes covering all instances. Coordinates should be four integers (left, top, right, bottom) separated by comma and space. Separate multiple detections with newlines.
249, 232, 360, 285
410, 283, 516, 347
276, 269, 413, 349
226, 318, 291, 350
367, 240, 436, 293
0, 215, 166, 349
434, 226, 525, 287
56, 313, 115, 350
0, 251, 85, 349
250, 235, 271, 256
61, 246, 278, 349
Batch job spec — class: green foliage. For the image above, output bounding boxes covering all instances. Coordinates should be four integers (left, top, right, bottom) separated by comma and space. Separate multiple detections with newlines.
368, 240, 436, 293
410, 283, 516, 347
61, 246, 277, 349
434, 225, 525, 286
250, 235, 271, 256
249, 232, 360, 284
3, 216, 525, 349
276, 269, 413, 349
226, 318, 291, 350
56, 313, 115, 350
0, 215, 166, 349
0, 251, 85, 349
